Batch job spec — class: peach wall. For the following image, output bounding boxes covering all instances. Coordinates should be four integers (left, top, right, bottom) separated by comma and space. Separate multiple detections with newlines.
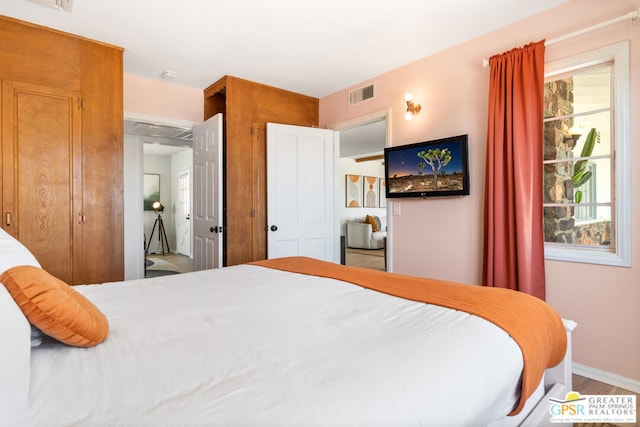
320, 0, 640, 382
123, 74, 203, 122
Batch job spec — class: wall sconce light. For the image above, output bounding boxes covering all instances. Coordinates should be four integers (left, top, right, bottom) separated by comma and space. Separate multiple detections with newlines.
405, 93, 421, 121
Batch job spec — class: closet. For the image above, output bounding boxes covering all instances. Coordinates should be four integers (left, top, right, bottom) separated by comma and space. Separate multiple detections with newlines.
203, 76, 318, 266
0, 16, 124, 285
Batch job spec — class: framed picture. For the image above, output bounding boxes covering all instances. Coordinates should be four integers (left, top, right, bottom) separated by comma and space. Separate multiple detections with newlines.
379, 178, 387, 208
345, 174, 363, 207
363, 176, 378, 207
143, 174, 160, 210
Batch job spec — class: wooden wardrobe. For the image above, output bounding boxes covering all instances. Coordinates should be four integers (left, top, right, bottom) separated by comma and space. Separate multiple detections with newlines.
203, 76, 319, 266
0, 16, 124, 285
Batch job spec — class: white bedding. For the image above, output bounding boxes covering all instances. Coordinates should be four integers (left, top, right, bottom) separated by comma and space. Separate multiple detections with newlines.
29, 264, 525, 426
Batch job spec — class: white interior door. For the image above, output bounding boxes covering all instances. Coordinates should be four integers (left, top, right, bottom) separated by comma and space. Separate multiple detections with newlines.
175, 169, 191, 256
193, 114, 223, 270
266, 123, 339, 262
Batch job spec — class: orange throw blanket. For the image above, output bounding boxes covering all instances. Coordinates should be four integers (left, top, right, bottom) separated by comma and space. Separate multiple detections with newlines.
250, 257, 567, 416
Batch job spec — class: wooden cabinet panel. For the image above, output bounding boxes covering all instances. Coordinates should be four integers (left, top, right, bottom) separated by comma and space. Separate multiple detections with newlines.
0, 16, 81, 90
0, 16, 124, 284
1, 81, 82, 284
204, 76, 319, 266
251, 124, 267, 261
77, 40, 124, 284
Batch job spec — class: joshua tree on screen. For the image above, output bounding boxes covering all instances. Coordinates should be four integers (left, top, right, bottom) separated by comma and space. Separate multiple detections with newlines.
417, 161, 426, 175
417, 148, 451, 190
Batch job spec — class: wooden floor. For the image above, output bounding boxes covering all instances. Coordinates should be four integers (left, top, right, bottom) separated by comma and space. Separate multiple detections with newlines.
573, 374, 639, 427
146, 252, 195, 274
573, 374, 638, 397
344, 249, 386, 271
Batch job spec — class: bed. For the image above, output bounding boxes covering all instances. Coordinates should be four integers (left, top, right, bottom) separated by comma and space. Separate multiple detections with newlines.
0, 228, 574, 426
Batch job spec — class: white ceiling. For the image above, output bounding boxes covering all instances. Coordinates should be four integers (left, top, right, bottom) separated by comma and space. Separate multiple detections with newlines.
123, 120, 193, 155
143, 143, 189, 156
2, 0, 568, 99
5, 0, 569, 158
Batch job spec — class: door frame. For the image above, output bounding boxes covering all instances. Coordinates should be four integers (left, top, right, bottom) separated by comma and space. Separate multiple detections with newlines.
328, 109, 393, 271
122, 112, 196, 280
175, 168, 192, 257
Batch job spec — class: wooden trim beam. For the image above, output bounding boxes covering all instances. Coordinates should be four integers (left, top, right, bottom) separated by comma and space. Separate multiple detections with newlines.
355, 154, 384, 163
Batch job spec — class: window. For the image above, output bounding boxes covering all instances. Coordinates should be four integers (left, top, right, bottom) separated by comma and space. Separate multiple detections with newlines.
543, 42, 630, 266
177, 171, 190, 218
544, 65, 612, 245
574, 162, 597, 222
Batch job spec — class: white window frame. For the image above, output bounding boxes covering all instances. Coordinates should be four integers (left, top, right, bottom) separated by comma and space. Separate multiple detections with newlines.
544, 41, 631, 267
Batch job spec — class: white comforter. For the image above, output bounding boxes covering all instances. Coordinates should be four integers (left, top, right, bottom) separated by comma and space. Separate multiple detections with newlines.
29, 264, 524, 426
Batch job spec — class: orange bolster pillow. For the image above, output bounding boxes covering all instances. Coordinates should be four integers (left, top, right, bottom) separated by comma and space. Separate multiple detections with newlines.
0, 266, 108, 347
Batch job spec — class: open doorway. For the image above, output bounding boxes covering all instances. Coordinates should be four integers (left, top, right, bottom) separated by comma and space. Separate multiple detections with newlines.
123, 117, 195, 279
329, 110, 391, 271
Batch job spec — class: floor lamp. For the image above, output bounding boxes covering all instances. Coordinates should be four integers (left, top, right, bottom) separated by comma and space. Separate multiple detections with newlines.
146, 201, 170, 255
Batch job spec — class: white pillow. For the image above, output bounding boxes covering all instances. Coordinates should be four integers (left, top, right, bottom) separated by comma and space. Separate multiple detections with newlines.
0, 230, 44, 349
0, 229, 40, 423
0, 228, 40, 274
0, 285, 31, 426
31, 326, 43, 347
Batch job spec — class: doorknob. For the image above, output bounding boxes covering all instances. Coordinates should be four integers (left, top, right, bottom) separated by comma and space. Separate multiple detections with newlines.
210, 226, 218, 233
270, 225, 278, 232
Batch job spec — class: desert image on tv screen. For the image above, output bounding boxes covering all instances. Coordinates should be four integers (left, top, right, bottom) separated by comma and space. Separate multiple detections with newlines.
386, 140, 466, 194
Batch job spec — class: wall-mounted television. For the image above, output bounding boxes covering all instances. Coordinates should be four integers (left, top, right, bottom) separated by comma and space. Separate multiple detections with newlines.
384, 134, 470, 199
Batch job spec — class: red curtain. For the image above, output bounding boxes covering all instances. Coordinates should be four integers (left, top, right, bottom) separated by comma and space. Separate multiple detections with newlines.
483, 40, 546, 300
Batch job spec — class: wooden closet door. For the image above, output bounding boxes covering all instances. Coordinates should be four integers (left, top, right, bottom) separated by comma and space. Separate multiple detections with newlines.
1, 81, 82, 284
77, 41, 124, 284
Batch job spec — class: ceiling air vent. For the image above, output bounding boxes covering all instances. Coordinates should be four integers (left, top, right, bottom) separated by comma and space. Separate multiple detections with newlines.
25, 0, 73, 12
348, 84, 375, 106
